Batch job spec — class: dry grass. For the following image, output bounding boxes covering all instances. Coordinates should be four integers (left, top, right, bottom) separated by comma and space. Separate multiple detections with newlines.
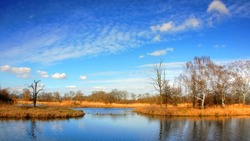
17, 100, 153, 108
0, 105, 84, 119
134, 104, 250, 117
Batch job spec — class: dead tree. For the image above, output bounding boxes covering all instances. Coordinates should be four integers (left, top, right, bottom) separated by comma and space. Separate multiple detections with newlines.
28, 80, 44, 107
151, 61, 167, 108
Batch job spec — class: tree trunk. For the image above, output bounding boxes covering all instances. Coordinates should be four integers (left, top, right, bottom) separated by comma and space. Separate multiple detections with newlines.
221, 98, 225, 108
201, 94, 205, 109
33, 94, 37, 107
243, 93, 246, 105
192, 96, 196, 108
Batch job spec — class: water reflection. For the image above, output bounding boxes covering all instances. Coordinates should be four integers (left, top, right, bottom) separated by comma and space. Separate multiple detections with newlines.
155, 117, 250, 141
29, 120, 37, 140
0, 109, 250, 141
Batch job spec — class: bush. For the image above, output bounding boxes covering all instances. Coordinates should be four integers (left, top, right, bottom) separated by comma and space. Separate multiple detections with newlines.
0, 89, 13, 104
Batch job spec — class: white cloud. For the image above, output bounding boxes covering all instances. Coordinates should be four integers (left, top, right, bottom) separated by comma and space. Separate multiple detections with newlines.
0, 24, 145, 65
0, 65, 31, 78
213, 44, 226, 49
139, 62, 185, 69
147, 48, 174, 57
198, 43, 203, 48
151, 22, 173, 32
207, 0, 230, 15
66, 85, 76, 89
229, 2, 250, 18
166, 48, 174, 52
151, 17, 201, 33
153, 35, 161, 41
139, 55, 145, 59
148, 49, 166, 56
80, 75, 87, 80
37, 70, 49, 78
51, 73, 67, 79
94, 86, 107, 91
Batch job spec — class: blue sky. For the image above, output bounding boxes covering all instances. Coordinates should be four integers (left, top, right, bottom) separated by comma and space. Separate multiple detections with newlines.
0, 0, 249, 95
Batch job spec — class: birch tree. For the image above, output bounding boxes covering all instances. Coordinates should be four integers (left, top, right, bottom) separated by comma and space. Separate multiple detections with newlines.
230, 60, 250, 105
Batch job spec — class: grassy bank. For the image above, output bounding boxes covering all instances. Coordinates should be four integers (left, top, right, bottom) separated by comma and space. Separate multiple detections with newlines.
0, 105, 84, 119
17, 100, 152, 108
134, 105, 250, 117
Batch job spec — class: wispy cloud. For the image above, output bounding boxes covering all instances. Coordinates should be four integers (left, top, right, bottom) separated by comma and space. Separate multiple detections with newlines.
79, 75, 87, 80
138, 55, 145, 59
0, 23, 146, 65
0, 65, 31, 78
66, 85, 77, 89
213, 44, 226, 49
206, 0, 231, 26
147, 48, 174, 57
94, 86, 107, 91
139, 62, 185, 69
207, 0, 230, 16
151, 17, 201, 33
37, 70, 49, 78
229, 2, 250, 18
51, 73, 67, 79
153, 35, 161, 41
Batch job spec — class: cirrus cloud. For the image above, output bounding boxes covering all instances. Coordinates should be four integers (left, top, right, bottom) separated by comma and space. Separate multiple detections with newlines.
151, 17, 201, 33
147, 48, 174, 57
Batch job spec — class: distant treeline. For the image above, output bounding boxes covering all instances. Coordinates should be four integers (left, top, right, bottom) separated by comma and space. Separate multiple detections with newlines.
1, 56, 249, 108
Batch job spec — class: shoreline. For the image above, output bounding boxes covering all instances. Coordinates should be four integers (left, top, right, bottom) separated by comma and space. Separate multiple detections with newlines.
134, 105, 250, 117
3, 101, 250, 119
0, 105, 84, 119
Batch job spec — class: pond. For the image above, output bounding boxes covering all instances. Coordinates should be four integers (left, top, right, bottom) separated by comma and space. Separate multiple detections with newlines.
0, 108, 250, 141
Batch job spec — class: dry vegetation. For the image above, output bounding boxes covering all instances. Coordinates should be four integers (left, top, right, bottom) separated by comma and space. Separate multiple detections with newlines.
0, 104, 84, 119
16, 101, 250, 117
134, 104, 250, 117
17, 100, 152, 108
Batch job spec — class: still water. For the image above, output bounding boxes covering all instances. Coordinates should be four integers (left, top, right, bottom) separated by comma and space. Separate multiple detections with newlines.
0, 108, 250, 141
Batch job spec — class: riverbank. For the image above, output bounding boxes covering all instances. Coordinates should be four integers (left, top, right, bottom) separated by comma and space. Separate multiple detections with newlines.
134, 105, 250, 117
16, 100, 152, 108
0, 105, 84, 119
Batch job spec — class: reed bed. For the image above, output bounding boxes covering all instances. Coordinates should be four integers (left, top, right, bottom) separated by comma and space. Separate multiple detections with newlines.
0, 105, 84, 119
134, 105, 250, 117
17, 100, 153, 108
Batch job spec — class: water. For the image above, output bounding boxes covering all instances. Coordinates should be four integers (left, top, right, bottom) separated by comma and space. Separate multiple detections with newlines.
0, 108, 250, 141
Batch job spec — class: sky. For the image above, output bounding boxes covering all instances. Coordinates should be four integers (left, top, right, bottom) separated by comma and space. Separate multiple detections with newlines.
0, 0, 250, 95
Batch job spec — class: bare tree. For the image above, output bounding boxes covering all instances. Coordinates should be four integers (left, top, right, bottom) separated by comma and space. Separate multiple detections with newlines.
28, 80, 44, 107
22, 89, 32, 101
182, 57, 214, 109
230, 60, 250, 105
210, 65, 232, 107
151, 61, 167, 108
53, 92, 61, 102
181, 60, 198, 108
163, 80, 171, 107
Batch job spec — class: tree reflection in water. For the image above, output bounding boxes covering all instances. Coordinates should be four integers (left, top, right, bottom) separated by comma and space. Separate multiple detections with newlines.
28, 120, 38, 141
156, 117, 250, 141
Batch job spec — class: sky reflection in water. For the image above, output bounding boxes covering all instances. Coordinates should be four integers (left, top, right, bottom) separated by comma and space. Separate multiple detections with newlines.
0, 108, 250, 141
